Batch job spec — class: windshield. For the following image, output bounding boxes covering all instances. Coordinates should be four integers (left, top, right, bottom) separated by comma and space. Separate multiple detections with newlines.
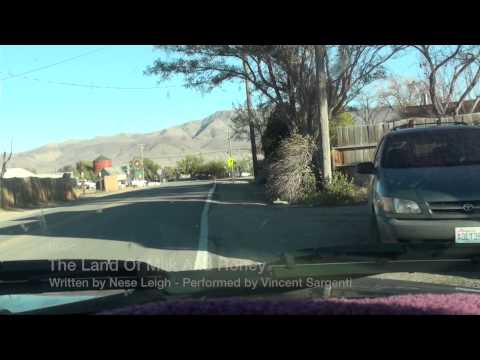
382, 130, 480, 168
2, 44, 480, 314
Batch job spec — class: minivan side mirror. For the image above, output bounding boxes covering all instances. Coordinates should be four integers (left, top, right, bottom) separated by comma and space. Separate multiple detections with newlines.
357, 162, 375, 174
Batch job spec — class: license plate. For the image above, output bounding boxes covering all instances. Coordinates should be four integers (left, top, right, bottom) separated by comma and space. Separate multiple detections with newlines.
455, 227, 480, 243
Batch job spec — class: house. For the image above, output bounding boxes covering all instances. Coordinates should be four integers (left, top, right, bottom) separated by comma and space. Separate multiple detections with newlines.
394, 98, 480, 119
2, 168, 37, 179
3, 168, 74, 180
349, 106, 402, 124
36, 172, 71, 179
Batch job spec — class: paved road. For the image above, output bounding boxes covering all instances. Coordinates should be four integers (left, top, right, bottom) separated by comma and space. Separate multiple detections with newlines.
4, 180, 480, 292
0, 180, 371, 271
208, 181, 371, 264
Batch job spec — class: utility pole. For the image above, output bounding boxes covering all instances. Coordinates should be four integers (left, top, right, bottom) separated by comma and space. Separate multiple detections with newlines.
0, 141, 13, 209
242, 55, 258, 179
227, 127, 234, 183
139, 144, 145, 181
315, 45, 332, 184
227, 127, 232, 158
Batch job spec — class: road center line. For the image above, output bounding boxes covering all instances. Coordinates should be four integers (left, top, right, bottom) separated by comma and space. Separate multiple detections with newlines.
194, 181, 216, 270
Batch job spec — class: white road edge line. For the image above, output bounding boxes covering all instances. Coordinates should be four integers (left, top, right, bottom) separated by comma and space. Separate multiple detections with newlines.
194, 180, 217, 270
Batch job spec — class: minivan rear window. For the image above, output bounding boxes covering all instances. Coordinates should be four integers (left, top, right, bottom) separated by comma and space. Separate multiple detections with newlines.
381, 129, 480, 168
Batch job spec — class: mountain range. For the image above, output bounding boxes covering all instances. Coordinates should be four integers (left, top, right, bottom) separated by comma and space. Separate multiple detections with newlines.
9, 110, 253, 173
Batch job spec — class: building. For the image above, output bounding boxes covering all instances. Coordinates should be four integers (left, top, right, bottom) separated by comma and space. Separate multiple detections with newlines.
36, 172, 72, 179
2, 168, 37, 179
3, 168, 75, 180
93, 155, 112, 173
99, 167, 126, 192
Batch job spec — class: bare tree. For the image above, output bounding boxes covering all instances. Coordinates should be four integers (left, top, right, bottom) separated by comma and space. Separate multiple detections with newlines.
457, 61, 480, 114
325, 45, 407, 118
412, 45, 480, 117
0, 142, 13, 209
356, 92, 394, 124
377, 77, 428, 116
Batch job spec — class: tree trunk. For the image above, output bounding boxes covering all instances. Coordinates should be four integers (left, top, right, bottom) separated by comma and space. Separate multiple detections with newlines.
242, 57, 258, 179
0, 177, 3, 209
315, 45, 332, 185
470, 96, 480, 114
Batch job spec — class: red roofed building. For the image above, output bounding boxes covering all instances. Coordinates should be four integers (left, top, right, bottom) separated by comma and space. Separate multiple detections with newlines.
93, 155, 112, 173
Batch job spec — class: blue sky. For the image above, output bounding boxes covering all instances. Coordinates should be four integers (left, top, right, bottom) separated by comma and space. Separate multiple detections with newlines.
0, 45, 420, 153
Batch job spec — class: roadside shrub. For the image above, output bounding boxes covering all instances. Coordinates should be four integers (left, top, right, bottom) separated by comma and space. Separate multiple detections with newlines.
266, 133, 316, 203
309, 171, 368, 206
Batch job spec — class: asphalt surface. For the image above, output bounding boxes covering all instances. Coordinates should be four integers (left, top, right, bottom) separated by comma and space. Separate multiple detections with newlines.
0, 180, 372, 272
2, 180, 480, 292
208, 181, 371, 263
0, 181, 265, 271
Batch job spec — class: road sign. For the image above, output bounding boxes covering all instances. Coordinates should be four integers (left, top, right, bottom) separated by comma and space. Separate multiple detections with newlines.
227, 158, 235, 169
131, 159, 142, 170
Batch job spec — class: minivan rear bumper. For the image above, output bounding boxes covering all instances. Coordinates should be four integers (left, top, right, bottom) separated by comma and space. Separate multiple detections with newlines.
376, 216, 480, 244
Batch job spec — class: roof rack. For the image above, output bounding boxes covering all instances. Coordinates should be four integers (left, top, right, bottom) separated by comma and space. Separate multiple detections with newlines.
392, 120, 470, 131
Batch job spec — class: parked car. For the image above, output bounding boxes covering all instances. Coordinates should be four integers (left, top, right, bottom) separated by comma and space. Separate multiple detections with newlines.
77, 180, 96, 190
357, 124, 480, 245
131, 179, 147, 187
192, 173, 212, 180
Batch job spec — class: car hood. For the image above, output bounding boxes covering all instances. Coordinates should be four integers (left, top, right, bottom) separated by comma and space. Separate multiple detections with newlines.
380, 165, 480, 202
0, 292, 118, 314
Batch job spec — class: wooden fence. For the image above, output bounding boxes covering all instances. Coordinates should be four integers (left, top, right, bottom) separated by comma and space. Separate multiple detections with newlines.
1, 177, 78, 209
332, 113, 480, 167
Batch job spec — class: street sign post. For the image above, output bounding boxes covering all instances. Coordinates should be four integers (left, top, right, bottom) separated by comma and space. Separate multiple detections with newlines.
227, 158, 235, 183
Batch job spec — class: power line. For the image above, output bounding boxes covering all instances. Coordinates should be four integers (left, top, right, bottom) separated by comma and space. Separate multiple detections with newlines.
149, 148, 251, 160
0, 46, 178, 91
17, 75, 179, 90
0, 46, 110, 81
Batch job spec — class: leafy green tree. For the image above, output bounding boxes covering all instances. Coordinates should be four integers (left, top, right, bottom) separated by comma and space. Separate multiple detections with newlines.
176, 155, 204, 176
146, 46, 404, 134
236, 158, 253, 174
199, 161, 227, 178
74, 161, 95, 180
143, 158, 160, 181
58, 165, 74, 173
261, 104, 292, 161
161, 166, 178, 181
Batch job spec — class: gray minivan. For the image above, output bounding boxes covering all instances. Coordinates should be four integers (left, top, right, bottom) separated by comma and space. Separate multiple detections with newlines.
357, 124, 480, 245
